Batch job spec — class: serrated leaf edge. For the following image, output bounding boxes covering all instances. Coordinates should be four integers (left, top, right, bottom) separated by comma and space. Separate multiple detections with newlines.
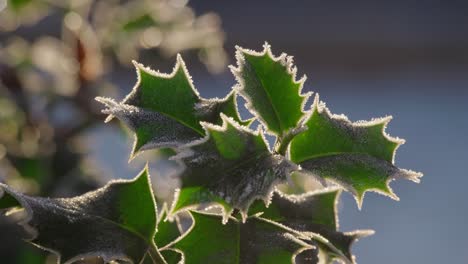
165, 211, 314, 264
302, 94, 405, 163
195, 90, 254, 127
265, 187, 342, 229
96, 56, 252, 159
169, 113, 272, 171
297, 94, 423, 209
168, 114, 297, 223
229, 42, 312, 137
306, 229, 374, 264
157, 202, 184, 235
105, 55, 200, 123
95, 97, 157, 161
262, 189, 375, 264
0, 166, 164, 264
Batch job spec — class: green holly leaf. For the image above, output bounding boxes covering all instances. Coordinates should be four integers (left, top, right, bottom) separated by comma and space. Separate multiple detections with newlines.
289, 95, 423, 207
96, 55, 248, 158
231, 43, 310, 137
168, 211, 311, 264
170, 114, 297, 221
140, 205, 182, 264
199, 91, 255, 128
154, 205, 181, 248
250, 189, 373, 263
0, 168, 166, 264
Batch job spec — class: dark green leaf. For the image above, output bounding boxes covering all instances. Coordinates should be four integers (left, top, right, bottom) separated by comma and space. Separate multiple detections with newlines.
170, 114, 297, 221
289, 95, 423, 207
141, 205, 182, 263
0, 168, 165, 264
250, 189, 373, 263
160, 249, 182, 264
231, 43, 310, 137
96, 56, 249, 157
197, 91, 254, 127
155, 206, 181, 248
168, 211, 311, 264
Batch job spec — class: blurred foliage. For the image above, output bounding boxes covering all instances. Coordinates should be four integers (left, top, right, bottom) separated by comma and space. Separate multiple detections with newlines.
0, 0, 226, 262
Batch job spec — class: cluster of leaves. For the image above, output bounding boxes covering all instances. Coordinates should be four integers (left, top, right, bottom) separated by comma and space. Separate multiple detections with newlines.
0, 44, 422, 263
0, 0, 227, 208
0, 0, 227, 261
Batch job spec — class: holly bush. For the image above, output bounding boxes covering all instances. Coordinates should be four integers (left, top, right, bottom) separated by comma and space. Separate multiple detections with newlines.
0, 43, 422, 263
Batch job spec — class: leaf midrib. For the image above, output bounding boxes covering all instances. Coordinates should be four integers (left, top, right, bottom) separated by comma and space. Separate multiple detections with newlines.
48, 201, 153, 246
296, 151, 379, 164
151, 105, 205, 136
244, 59, 284, 135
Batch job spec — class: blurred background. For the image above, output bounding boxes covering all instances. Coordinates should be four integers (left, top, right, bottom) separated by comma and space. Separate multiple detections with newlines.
1, 0, 467, 263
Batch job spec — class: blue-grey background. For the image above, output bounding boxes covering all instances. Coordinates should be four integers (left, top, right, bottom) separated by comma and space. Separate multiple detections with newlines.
94, 1, 468, 263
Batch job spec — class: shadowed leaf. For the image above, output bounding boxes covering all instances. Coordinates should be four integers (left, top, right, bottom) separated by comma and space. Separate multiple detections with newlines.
96, 56, 248, 157
250, 189, 373, 263
0, 168, 165, 264
154, 206, 181, 248
170, 114, 296, 221
169, 211, 311, 264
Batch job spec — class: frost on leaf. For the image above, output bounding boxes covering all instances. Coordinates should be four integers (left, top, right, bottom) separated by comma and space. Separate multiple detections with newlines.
96, 55, 248, 157
250, 189, 373, 264
170, 114, 297, 221
168, 211, 311, 264
96, 98, 201, 155
196, 91, 254, 127
0, 168, 166, 264
230, 43, 311, 137
140, 205, 183, 264
289, 95, 423, 207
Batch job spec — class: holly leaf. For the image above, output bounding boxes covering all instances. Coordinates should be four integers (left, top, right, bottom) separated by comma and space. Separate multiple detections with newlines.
198, 91, 254, 128
170, 114, 297, 221
0, 168, 166, 264
168, 211, 311, 264
140, 205, 182, 264
230, 43, 310, 137
289, 95, 423, 207
96, 55, 248, 157
250, 189, 373, 263
154, 205, 181, 248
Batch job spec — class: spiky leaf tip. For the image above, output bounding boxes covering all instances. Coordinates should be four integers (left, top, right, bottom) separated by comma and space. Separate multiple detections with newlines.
169, 114, 297, 222
250, 188, 374, 263
96, 55, 250, 158
0, 167, 166, 264
167, 211, 312, 264
230, 42, 311, 137
289, 95, 423, 208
